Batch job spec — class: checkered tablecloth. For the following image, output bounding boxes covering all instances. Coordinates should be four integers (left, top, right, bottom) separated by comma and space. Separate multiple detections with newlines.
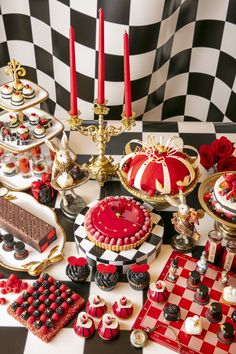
0, 121, 236, 354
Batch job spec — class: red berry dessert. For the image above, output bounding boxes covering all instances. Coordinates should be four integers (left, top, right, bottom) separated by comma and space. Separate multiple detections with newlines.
147, 280, 169, 304
73, 312, 95, 338
7, 273, 85, 342
84, 196, 152, 251
204, 173, 236, 223
86, 295, 107, 318
98, 314, 120, 340
120, 137, 197, 196
112, 296, 133, 319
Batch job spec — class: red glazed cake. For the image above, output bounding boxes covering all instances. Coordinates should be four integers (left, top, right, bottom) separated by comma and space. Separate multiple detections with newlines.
120, 137, 198, 196
84, 196, 152, 251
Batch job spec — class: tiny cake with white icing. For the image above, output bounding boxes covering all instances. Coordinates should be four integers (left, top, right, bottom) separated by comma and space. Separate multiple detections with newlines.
84, 196, 152, 251
8, 114, 20, 128
29, 112, 40, 125
204, 173, 236, 223
11, 91, 24, 106
33, 125, 46, 139
22, 84, 35, 99
17, 125, 30, 141
112, 296, 133, 319
13, 80, 24, 92
1, 84, 13, 99
73, 312, 95, 338
222, 285, 236, 306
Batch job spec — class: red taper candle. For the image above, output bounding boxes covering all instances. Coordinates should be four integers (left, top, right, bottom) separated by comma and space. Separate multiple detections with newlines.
124, 31, 132, 117
69, 26, 78, 116
98, 8, 105, 104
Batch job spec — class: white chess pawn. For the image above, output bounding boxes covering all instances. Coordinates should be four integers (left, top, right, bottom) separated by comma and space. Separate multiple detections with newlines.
184, 315, 202, 335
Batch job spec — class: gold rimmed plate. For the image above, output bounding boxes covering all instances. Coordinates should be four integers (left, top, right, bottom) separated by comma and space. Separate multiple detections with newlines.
198, 171, 236, 239
0, 192, 66, 276
117, 167, 200, 210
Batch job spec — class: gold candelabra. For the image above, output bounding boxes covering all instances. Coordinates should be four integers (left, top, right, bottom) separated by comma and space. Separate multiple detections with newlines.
68, 99, 135, 186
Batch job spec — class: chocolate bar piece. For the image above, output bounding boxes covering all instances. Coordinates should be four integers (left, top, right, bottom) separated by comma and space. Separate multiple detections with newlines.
8, 273, 85, 342
0, 196, 56, 253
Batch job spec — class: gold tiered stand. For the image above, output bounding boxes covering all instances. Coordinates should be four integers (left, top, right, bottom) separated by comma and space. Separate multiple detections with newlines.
68, 99, 135, 186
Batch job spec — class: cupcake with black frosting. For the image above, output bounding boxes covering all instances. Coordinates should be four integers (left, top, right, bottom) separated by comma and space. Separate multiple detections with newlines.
66, 256, 90, 283
95, 264, 118, 291
127, 264, 150, 291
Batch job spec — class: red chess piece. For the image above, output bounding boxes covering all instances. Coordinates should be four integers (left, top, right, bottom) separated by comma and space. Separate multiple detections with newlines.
147, 280, 169, 304
73, 312, 95, 338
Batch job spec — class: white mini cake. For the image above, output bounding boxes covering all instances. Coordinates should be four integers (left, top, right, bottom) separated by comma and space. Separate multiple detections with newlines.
8, 114, 20, 128
17, 125, 29, 136
57, 172, 74, 188
29, 112, 40, 125
13, 80, 24, 92
33, 125, 46, 139
1, 84, 13, 99
222, 286, 236, 305
184, 315, 202, 335
11, 91, 24, 106
22, 84, 35, 99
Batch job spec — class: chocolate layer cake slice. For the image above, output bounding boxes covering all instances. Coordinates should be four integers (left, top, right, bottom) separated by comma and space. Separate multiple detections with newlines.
0, 196, 56, 253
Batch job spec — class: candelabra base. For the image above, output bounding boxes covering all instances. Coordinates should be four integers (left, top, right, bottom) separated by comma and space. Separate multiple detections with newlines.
60, 194, 87, 219
83, 155, 118, 186
171, 234, 196, 253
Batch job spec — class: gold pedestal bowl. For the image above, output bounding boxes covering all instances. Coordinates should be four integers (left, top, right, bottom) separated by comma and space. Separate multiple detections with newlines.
198, 171, 236, 240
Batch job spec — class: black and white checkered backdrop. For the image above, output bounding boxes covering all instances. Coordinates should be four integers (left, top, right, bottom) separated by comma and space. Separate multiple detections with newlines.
0, 0, 236, 123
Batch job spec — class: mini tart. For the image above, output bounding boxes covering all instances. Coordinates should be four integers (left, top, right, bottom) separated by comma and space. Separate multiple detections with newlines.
2, 162, 17, 176
8, 114, 20, 128
17, 125, 29, 136
11, 91, 24, 106
13, 80, 24, 92
22, 84, 35, 99
1, 84, 13, 99
33, 125, 46, 139
29, 112, 40, 125
84, 196, 152, 251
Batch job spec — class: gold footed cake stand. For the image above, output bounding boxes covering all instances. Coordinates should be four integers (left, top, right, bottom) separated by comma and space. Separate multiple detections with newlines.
198, 171, 236, 240
117, 167, 200, 210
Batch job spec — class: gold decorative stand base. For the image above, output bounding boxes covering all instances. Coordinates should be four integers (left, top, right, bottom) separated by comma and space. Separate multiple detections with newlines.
68, 99, 135, 186
214, 221, 236, 240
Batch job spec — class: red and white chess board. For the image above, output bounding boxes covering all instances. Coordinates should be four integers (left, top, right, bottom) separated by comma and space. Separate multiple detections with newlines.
132, 251, 236, 354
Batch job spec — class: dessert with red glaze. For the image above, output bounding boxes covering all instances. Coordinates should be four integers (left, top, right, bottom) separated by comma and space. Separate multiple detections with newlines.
7, 273, 85, 342
112, 296, 133, 319
120, 137, 197, 196
66, 257, 90, 283
95, 264, 118, 291
147, 280, 169, 304
1, 84, 13, 99
127, 264, 150, 291
73, 311, 95, 338
22, 84, 35, 99
84, 196, 152, 251
204, 173, 236, 223
8, 114, 20, 128
98, 314, 120, 340
86, 295, 107, 318
39, 116, 51, 128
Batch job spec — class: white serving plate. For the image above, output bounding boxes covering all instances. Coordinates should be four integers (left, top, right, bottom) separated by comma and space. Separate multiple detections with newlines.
0, 106, 64, 153
0, 192, 66, 276
0, 79, 48, 111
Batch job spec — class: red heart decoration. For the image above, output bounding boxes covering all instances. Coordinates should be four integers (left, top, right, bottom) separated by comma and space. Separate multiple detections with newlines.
130, 264, 149, 273
97, 264, 117, 274
67, 257, 88, 266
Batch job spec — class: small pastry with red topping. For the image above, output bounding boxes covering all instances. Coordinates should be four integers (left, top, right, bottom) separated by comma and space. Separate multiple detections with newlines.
22, 84, 35, 99
86, 295, 107, 318
112, 296, 133, 319
66, 257, 90, 283
33, 125, 46, 139
39, 116, 51, 129
95, 264, 118, 291
73, 311, 95, 338
13, 80, 24, 92
11, 91, 24, 106
8, 114, 20, 128
17, 125, 29, 136
98, 314, 120, 340
147, 280, 169, 304
29, 112, 40, 125
1, 84, 13, 99
127, 264, 150, 291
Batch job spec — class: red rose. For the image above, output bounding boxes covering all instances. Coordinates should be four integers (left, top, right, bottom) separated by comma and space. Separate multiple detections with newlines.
211, 136, 234, 161
217, 156, 236, 172
199, 144, 215, 170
